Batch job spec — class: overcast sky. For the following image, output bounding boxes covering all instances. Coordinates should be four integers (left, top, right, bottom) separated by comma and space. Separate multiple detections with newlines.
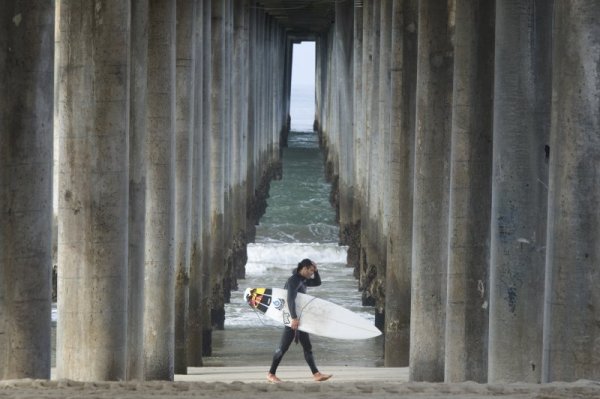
291, 41, 315, 88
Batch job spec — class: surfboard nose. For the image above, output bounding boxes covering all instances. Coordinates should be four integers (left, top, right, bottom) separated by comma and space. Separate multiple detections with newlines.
243, 287, 252, 302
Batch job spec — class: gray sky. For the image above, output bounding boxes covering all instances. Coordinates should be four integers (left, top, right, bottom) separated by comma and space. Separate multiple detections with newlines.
291, 41, 315, 88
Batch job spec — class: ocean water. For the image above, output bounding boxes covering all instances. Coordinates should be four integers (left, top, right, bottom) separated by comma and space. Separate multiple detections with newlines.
210, 89, 384, 368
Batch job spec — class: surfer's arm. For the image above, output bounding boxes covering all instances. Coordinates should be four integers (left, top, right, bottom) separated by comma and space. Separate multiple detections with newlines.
307, 270, 321, 287
287, 281, 300, 319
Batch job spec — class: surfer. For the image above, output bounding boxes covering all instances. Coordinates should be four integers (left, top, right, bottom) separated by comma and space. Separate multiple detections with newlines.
267, 258, 333, 383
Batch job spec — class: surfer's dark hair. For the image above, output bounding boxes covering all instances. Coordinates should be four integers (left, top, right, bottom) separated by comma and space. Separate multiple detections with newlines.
297, 258, 315, 271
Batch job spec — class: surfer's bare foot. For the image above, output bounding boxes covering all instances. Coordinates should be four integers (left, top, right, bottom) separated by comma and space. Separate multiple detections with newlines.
313, 372, 332, 382
267, 373, 282, 383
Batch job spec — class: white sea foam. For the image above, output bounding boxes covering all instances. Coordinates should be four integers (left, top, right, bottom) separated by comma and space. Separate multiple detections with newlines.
245, 242, 348, 276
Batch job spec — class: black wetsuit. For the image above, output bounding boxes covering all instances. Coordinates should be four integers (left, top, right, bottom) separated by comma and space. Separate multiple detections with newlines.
269, 269, 322, 375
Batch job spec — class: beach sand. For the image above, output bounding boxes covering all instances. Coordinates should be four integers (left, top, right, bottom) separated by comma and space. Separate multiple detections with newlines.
1, 367, 600, 398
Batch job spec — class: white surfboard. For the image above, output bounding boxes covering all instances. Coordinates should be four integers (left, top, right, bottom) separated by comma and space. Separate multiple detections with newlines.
244, 287, 381, 340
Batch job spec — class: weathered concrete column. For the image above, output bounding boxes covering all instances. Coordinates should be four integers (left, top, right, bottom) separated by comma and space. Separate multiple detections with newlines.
55, 0, 130, 381
384, 0, 417, 368
230, 0, 250, 281
282, 38, 292, 145
357, 0, 374, 303
542, 1, 600, 382
409, 0, 453, 382
361, 1, 381, 307
127, 0, 148, 380
488, 0, 551, 383
315, 35, 328, 135
317, 30, 336, 166
245, 3, 256, 220
367, 0, 391, 322
0, 0, 54, 380
220, 0, 233, 320
174, 0, 196, 375
334, 2, 354, 254
345, 3, 363, 269
187, 0, 208, 367
200, 0, 226, 356
144, 0, 176, 380
379, 0, 392, 236
444, 0, 494, 383
246, 5, 258, 204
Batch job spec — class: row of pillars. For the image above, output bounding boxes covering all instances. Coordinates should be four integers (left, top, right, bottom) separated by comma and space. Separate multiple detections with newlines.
1, 0, 291, 381
317, 0, 599, 384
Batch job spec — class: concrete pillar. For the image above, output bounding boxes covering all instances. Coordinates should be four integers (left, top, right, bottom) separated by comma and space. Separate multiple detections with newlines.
144, 0, 175, 381
409, 0, 453, 382
488, 0, 551, 383
370, 0, 392, 320
362, 1, 381, 305
384, 0, 417, 368
542, 0, 600, 382
357, 0, 373, 302
200, 0, 226, 356
263, 19, 271, 153
174, 0, 196, 375
231, 0, 250, 281
0, 0, 54, 380
55, 0, 130, 381
224, 0, 235, 320
316, 28, 334, 160
444, 0, 494, 383
334, 2, 354, 251
315, 36, 328, 135
379, 0, 392, 232
345, 2, 363, 269
326, 26, 340, 178
282, 38, 292, 145
187, 0, 208, 367
220, 0, 233, 322
244, 4, 259, 240
127, 0, 149, 380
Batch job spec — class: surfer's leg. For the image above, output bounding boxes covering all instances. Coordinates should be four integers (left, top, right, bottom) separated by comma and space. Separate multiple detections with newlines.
269, 327, 295, 374
298, 332, 319, 374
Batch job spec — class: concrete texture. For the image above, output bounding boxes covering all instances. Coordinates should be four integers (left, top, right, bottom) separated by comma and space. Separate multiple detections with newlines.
0, 0, 54, 380
384, 0, 417, 368
543, 1, 600, 382
444, 0, 494, 383
143, 0, 176, 381
55, 0, 130, 381
488, 0, 551, 383
409, 0, 453, 382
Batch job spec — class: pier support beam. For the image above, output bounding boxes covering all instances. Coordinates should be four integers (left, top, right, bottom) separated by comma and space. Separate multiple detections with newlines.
409, 0, 454, 382
0, 0, 54, 380
542, 0, 600, 382
174, 0, 196, 375
143, 0, 176, 381
201, 0, 227, 356
127, 0, 149, 381
384, 0, 417, 368
488, 0, 552, 383
187, 0, 209, 367
55, 0, 130, 381
444, 0, 494, 383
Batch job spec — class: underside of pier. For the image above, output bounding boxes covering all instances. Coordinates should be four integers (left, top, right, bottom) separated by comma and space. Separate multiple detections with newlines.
1, 0, 599, 386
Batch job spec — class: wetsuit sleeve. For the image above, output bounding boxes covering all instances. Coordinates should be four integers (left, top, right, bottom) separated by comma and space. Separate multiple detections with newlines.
287, 277, 301, 319
306, 270, 322, 287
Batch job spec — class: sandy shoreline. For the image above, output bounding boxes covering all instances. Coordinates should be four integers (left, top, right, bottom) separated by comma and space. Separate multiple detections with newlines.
1, 367, 600, 398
